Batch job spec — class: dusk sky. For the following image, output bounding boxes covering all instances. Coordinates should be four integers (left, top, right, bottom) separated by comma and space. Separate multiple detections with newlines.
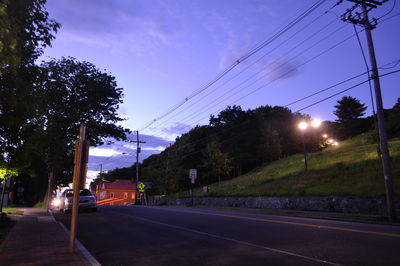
40, 0, 400, 181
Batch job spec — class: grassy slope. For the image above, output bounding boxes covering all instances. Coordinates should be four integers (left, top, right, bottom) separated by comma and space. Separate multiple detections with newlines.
193, 133, 400, 198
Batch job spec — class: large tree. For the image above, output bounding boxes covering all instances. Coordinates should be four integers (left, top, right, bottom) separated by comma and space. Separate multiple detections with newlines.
35, 57, 130, 193
334, 96, 368, 138
0, 0, 59, 68
0, 0, 59, 202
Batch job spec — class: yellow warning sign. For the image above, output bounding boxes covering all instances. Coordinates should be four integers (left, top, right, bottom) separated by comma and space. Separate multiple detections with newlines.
138, 182, 145, 192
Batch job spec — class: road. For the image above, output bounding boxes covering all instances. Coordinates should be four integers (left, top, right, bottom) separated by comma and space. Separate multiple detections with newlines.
54, 206, 400, 266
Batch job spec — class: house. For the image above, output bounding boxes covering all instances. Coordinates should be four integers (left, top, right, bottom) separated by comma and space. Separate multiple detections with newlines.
94, 179, 137, 206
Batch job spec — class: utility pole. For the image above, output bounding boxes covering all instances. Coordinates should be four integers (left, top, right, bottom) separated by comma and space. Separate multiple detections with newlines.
341, 0, 396, 220
131, 130, 145, 204
99, 163, 102, 173
165, 143, 172, 195
69, 124, 89, 252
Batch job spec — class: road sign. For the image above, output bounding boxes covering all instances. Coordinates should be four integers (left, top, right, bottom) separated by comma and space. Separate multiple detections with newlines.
138, 182, 146, 192
189, 169, 197, 184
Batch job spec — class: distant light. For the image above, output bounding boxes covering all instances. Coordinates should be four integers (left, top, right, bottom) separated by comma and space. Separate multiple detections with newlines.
311, 119, 322, 128
328, 138, 334, 144
322, 134, 328, 138
334, 141, 339, 146
298, 121, 308, 130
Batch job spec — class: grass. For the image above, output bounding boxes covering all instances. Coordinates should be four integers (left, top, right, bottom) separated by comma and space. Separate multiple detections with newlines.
2, 207, 24, 215
181, 133, 400, 198
33, 202, 46, 209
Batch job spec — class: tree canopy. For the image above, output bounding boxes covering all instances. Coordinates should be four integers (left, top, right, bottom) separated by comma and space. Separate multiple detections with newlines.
334, 96, 368, 138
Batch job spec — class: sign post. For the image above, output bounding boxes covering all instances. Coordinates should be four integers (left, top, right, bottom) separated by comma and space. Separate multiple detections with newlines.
69, 124, 89, 253
189, 169, 197, 206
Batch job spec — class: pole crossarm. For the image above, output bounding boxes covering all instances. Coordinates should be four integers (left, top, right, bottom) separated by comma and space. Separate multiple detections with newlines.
339, 0, 396, 220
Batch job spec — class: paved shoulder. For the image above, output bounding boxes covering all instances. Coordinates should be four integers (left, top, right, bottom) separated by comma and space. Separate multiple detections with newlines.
0, 208, 91, 265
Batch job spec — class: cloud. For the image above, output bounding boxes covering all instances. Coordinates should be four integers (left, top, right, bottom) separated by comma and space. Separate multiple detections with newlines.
160, 123, 192, 136
263, 58, 299, 82
87, 133, 171, 174
89, 147, 126, 157
46, 0, 182, 54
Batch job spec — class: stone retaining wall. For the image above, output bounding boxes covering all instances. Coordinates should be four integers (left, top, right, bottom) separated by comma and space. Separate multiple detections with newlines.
159, 196, 400, 215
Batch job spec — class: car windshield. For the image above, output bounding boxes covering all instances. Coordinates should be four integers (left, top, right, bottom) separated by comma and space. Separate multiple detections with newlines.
65, 189, 92, 197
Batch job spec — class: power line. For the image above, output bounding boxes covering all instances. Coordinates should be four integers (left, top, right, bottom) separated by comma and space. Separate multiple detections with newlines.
162, 68, 400, 163
139, 0, 329, 131
182, 27, 357, 126
151, 15, 341, 131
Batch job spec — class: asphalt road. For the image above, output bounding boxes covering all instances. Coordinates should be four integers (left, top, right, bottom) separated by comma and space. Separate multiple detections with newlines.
54, 206, 400, 266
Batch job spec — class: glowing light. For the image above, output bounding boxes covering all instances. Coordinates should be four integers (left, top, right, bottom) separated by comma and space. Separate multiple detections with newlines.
298, 121, 308, 130
334, 141, 339, 146
52, 198, 61, 207
311, 119, 322, 128
322, 134, 328, 138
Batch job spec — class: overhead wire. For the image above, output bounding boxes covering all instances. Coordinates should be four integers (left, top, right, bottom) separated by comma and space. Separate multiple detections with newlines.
161, 68, 400, 163
183, 26, 357, 126
140, 0, 329, 132
153, 15, 341, 131
96, 3, 400, 171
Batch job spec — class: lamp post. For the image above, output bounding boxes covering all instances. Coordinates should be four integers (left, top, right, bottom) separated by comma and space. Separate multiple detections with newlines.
298, 119, 321, 172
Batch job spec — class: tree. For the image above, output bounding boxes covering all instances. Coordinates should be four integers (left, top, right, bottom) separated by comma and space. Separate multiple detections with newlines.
31, 57, 130, 200
387, 98, 400, 138
334, 96, 368, 138
0, 162, 18, 212
0, 0, 59, 191
0, 0, 59, 68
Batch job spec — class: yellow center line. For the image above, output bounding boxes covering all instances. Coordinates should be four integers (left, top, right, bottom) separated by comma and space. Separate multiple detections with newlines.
149, 206, 400, 238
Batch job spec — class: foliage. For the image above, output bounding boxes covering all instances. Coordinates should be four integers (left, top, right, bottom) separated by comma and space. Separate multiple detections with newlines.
193, 136, 400, 197
33, 57, 130, 188
0, 163, 17, 184
0, 0, 59, 68
334, 96, 368, 138
133, 105, 322, 195
97, 164, 136, 182
387, 97, 400, 138
33, 201, 45, 209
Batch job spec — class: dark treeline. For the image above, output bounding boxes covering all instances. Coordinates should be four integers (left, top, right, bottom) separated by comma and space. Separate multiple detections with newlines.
101, 97, 400, 196
141, 105, 334, 195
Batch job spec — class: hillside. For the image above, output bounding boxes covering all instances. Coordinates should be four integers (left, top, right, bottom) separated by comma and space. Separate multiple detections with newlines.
186, 133, 400, 198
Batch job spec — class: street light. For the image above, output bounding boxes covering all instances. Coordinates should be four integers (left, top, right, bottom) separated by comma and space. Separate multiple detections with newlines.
298, 119, 321, 172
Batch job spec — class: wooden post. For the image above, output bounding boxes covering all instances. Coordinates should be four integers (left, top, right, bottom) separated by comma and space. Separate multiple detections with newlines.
69, 124, 86, 253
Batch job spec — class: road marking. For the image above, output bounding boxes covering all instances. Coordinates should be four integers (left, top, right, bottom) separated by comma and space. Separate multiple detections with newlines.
149, 206, 400, 238
111, 210, 343, 266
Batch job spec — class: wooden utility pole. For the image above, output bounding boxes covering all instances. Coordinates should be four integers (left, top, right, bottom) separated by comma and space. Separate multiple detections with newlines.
131, 131, 145, 204
341, 0, 396, 220
69, 124, 90, 252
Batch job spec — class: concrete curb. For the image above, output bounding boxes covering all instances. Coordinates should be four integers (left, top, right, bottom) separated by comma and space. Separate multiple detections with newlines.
49, 210, 101, 266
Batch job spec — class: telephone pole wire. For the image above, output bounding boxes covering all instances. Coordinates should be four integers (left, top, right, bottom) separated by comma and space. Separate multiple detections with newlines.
341, 0, 396, 220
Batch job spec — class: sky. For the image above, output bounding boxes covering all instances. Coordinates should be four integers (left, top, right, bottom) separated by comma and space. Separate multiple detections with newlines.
40, 0, 400, 182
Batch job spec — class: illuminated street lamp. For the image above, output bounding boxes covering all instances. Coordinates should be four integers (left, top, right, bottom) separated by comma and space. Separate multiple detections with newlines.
298, 119, 321, 172
322, 134, 328, 138
333, 141, 339, 146
311, 119, 322, 128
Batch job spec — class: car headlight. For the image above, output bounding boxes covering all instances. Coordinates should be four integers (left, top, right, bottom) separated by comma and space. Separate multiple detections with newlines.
52, 198, 61, 207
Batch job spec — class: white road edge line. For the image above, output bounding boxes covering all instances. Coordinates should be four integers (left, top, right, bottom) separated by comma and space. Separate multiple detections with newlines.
49, 210, 101, 266
114, 210, 344, 266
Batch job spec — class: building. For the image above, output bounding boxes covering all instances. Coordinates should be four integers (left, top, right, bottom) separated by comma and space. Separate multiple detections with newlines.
94, 179, 136, 206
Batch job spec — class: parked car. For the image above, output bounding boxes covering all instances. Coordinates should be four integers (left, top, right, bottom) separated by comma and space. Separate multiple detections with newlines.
53, 189, 97, 213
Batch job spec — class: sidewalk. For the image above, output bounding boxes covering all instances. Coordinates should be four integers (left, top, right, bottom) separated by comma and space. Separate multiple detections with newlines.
0, 208, 93, 265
